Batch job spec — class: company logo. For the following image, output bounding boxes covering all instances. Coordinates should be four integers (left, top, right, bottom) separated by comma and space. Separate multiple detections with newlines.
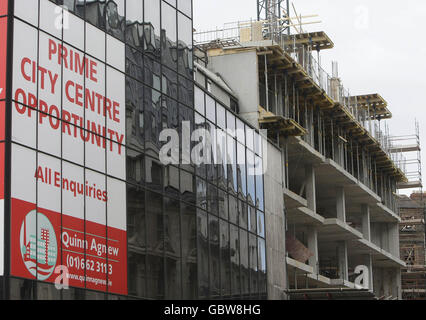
19, 210, 58, 280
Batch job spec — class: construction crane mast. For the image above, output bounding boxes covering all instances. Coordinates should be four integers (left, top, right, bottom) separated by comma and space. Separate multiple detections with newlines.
257, 0, 291, 37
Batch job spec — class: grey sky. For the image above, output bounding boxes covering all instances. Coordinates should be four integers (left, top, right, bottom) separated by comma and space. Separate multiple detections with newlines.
194, 0, 426, 193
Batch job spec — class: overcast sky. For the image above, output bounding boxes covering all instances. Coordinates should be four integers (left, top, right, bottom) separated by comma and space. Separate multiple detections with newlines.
193, 0, 426, 194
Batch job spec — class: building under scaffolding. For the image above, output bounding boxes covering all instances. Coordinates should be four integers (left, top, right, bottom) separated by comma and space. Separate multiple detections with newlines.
194, 2, 411, 299
393, 122, 425, 300
399, 193, 426, 300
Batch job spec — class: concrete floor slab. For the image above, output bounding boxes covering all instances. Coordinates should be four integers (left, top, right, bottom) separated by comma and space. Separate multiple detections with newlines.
348, 238, 406, 268
287, 206, 325, 226
318, 219, 363, 242
283, 187, 307, 209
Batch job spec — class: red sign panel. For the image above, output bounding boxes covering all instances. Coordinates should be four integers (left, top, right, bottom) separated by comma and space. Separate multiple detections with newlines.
0, 1, 7, 16
11, 198, 127, 295
0, 17, 6, 100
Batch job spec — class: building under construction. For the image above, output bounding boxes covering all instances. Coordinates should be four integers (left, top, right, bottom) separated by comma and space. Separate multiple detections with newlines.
193, 0, 416, 300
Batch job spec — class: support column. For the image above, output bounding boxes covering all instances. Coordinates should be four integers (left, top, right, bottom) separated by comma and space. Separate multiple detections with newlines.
388, 223, 399, 257
308, 108, 314, 146
395, 268, 402, 300
337, 241, 348, 281
361, 204, 371, 241
305, 165, 316, 213
380, 223, 389, 251
307, 226, 319, 273
336, 187, 346, 223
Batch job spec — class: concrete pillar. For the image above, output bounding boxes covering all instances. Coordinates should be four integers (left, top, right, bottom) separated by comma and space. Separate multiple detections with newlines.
383, 269, 391, 297
307, 226, 319, 273
395, 268, 402, 300
308, 108, 314, 146
278, 82, 283, 116
361, 254, 374, 291
361, 204, 371, 241
336, 187, 346, 223
305, 165, 316, 213
337, 241, 348, 281
380, 224, 389, 251
388, 223, 400, 257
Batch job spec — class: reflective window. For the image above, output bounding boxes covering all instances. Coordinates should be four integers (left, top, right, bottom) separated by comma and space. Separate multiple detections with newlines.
106, 0, 125, 40
255, 156, 264, 211
178, 0, 192, 18
181, 204, 197, 299
209, 215, 220, 297
240, 229, 249, 297
220, 220, 231, 297
165, 197, 182, 299
230, 225, 240, 297
195, 86, 205, 116
258, 238, 267, 296
197, 209, 209, 298
249, 234, 258, 297
191, 85, 267, 299
145, 191, 164, 299
247, 149, 256, 207
206, 95, 216, 123
161, 1, 177, 70
178, 11, 193, 78
145, 0, 161, 55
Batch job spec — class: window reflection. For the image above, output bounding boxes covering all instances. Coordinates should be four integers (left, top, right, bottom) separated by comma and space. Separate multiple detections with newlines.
106, 0, 125, 40
258, 238, 267, 297
126, 75, 144, 153
125, 0, 143, 50
161, 1, 177, 71
181, 204, 197, 299
220, 220, 231, 297
127, 186, 146, 297
197, 209, 209, 298
209, 215, 220, 298
178, 11, 193, 78
145, 191, 164, 299
249, 234, 258, 298
230, 225, 240, 298
240, 229, 249, 298
165, 197, 182, 299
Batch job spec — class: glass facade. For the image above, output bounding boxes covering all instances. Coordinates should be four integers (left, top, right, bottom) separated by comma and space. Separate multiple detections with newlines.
0, 0, 267, 300
193, 85, 267, 299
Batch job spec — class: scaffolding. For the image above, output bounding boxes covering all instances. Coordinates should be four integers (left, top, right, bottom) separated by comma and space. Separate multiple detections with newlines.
399, 192, 426, 300
390, 121, 422, 190
395, 121, 424, 299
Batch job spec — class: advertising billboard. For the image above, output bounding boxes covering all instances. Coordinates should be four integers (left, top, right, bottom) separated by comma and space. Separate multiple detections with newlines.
10, 6, 127, 295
